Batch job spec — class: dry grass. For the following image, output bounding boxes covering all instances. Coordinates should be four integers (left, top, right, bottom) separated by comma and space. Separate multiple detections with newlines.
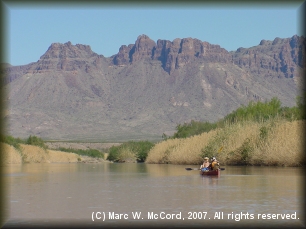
249, 119, 304, 166
1, 143, 80, 164
117, 148, 137, 163
168, 130, 219, 164
146, 129, 219, 164
145, 119, 305, 167
1, 143, 23, 165
2, 119, 304, 167
47, 149, 81, 163
20, 144, 50, 163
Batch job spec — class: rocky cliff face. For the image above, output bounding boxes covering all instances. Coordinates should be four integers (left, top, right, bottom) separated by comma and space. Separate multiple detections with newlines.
2, 35, 305, 141
231, 35, 305, 79
112, 34, 305, 77
112, 35, 231, 74
28, 41, 107, 73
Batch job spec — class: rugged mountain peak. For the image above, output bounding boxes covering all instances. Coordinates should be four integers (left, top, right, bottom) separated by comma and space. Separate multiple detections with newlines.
32, 42, 102, 73
113, 44, 134, 66
131, 34, 156, 62
113, 35, 230, 74
232, 34, 305, 79
154, 37, 230, 73
5, 35, 304, 140
40, 41, 97, 59
113, 34, 156, 65
40, 41, 97, 60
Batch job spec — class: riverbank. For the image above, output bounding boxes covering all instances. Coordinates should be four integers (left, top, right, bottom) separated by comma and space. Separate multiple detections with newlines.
45, 142, 121, 151
2, 119, 304, 166
145, 119, 305, 166
0, 143, 107, 165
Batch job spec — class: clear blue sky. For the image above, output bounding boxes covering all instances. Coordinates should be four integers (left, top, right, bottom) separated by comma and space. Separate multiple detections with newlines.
3, 1, 305, 66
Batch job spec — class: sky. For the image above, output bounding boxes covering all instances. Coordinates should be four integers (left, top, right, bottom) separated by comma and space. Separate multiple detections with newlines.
2, 1, 305, 66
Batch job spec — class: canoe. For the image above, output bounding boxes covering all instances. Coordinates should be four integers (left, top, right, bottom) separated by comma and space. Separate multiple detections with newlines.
200, 169, 220, 176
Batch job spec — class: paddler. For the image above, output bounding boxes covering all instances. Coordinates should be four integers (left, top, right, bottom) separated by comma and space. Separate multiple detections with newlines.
209, 156, 220, 170
200, 157, 210, 171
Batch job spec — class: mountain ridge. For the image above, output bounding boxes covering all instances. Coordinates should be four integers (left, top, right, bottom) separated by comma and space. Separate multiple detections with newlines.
2, 34, 305, 141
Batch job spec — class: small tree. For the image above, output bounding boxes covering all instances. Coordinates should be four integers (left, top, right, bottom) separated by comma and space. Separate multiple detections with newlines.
26, 135, 47, 149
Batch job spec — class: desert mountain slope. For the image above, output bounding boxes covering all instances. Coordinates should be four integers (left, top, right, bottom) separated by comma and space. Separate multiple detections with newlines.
2, 35, 305, 141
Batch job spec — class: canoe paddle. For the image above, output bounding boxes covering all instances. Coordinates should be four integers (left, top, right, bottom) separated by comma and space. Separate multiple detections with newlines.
185, 168, 225, 171
185, 146, 226, 171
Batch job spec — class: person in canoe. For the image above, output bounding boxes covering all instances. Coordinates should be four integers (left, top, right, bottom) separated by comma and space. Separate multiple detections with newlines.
209, 156, 220, 171
200, 157, 210, 172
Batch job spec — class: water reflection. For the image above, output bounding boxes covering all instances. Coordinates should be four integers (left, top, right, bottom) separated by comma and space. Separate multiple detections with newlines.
3, 164, 305, 227
201, 176, 219, 187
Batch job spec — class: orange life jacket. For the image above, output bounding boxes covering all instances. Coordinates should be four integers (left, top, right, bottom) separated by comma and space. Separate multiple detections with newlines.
210, 161, 219, 170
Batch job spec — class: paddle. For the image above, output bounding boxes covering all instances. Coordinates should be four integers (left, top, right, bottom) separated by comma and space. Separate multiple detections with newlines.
185, 167, 225, 171
217, 146, 225, 170
185, 146, 226, 171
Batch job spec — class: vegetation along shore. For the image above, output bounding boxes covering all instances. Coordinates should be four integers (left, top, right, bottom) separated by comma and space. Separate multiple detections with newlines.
1, 97, 305, 167
1, 135, 107, 165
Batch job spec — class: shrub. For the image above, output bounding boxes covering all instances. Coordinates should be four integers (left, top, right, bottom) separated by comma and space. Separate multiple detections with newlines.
171, 97, 305, 140
228, 138, 253, 165
107, 141, 154, 162
106, 145, 121, 161
0, 135, 25, 151
173, 121, 217, 139
223, 97, 281, 123
58, 147, 104, 158
26, 135, 48, 149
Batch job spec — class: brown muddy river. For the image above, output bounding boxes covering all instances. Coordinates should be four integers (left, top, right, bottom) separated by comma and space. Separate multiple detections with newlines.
2, 163, 305, 227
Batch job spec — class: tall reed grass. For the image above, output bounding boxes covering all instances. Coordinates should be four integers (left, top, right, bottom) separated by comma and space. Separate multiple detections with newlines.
145, 119, 305, 167
1, 143, 80, 164
146, 129, 218, 164
0, 143, 23, 164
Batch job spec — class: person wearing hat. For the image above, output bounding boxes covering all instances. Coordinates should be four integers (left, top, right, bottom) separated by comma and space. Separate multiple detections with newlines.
209, 156, 220, 171
200, 157, 210, 171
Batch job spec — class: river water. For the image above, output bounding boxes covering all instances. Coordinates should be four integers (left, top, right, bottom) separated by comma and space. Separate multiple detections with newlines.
2, 163, 305, 227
